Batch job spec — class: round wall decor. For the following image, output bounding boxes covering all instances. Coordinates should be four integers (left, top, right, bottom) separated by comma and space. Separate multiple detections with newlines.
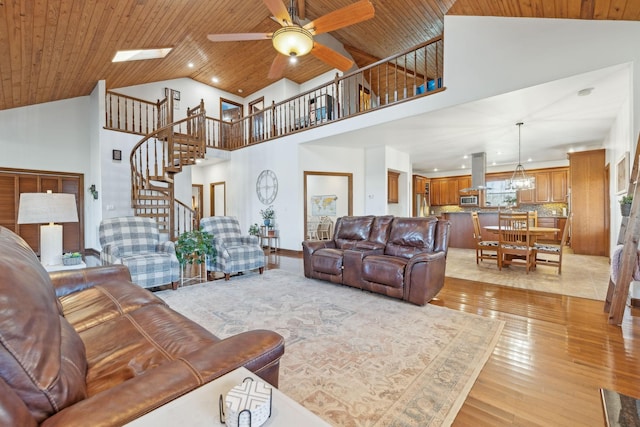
256, 169, 278, 204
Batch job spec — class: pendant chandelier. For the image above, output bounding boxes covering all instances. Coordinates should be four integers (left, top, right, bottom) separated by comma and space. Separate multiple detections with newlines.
506, 122, 535, 190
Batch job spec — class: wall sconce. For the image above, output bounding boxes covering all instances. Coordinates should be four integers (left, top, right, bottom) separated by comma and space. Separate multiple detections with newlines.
89, 185, 98, 200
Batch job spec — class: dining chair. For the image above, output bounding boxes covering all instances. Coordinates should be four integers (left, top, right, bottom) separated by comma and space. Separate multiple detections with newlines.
528, 210, 538, 227
533, 213, 572, 274
497, 211, 535, 274
317, 216, 333, 240
471, 212, 498, 264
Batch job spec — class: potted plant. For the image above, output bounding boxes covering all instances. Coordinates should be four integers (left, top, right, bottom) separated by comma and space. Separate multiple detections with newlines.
248, 223, 260, 236
62, 252, 82, 266
175, 229, 216, 266
503, 195, 517, 208
620, 195, 633, 217
260, 205, 275, 226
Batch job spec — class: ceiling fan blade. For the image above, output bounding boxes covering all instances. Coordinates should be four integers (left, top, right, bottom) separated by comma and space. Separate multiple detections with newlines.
304, 0, 375, 35
262, 0, 293, 25
207, 33, 272, 42
268, 54, 289, 79
311, 42, 354, 72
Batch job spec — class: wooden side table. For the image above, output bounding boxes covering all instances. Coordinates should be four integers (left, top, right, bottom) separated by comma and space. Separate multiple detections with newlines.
44, 261, 87, 272
259, 226, 279, 252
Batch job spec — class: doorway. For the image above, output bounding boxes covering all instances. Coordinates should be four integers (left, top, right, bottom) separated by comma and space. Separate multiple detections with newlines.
304, 171, 352, 241
220, 98, 243, 149
210, 181, 226, 216
191, 184, 203, 226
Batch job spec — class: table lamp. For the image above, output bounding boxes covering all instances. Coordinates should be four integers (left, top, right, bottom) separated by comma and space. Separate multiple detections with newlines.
17, 191, 79, 266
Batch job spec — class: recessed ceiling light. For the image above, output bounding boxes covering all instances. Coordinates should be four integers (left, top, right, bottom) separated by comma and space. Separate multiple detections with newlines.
211, 77, 219, 83
461, 165, 466, 169
463, 155, 468, 159
433, 168, 438, 172
527, 158, 532, 162
188, 62, 194, 68
112, 48, 172, 62
238, 89, 243, 93
578, 87, 594, 96
492, 161, 496, 166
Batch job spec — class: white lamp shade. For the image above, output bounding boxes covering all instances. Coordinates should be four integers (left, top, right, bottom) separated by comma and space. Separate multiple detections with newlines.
17, 192, 79, 224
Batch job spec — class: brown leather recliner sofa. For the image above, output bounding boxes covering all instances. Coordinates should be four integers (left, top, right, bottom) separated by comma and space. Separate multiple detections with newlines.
302, 215, 451, 305
0, 226, 285, 427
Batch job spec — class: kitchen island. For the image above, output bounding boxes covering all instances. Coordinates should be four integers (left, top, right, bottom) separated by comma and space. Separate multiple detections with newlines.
441, 211, 567, 249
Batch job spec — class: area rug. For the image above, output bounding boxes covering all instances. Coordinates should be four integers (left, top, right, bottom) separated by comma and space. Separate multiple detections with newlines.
157, 269, 504, 426
446, 248, 610, 301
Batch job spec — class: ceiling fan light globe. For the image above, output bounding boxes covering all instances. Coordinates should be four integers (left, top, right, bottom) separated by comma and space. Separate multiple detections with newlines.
272, 27, 313, 57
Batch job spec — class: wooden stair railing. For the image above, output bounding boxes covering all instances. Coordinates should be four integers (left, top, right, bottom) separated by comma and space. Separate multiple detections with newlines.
130, 100, 206, 239
605, 134, 640, 324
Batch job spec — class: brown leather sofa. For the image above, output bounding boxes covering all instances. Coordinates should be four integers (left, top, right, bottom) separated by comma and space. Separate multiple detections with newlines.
0, 226, 285, 427
302, 215, 451, 305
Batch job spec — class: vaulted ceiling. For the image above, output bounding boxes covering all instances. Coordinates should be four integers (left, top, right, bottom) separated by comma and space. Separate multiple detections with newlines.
2, 0, 639, 112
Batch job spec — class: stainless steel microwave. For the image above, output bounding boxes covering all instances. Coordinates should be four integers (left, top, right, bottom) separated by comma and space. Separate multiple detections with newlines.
460, 195, 478, 206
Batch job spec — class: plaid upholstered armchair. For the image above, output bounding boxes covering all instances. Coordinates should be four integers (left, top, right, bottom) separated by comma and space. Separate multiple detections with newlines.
99, 217, 180, 289
200, 216, 265, 280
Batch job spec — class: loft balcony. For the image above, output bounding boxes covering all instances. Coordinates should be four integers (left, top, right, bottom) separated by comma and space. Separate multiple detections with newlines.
105, 36, 444, 150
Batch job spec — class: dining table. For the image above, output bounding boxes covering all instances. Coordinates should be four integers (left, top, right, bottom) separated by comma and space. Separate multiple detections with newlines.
483, 225, 560, 245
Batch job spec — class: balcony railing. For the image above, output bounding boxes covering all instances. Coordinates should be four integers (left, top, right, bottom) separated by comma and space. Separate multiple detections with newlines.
105, 36, 443, 148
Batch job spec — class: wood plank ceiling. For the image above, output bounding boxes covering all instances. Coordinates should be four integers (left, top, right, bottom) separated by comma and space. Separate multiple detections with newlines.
1, 0, 639, 112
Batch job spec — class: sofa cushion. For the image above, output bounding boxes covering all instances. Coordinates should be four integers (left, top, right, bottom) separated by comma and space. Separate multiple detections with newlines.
0, 227, 88, 423
384, 217, 437, 259
311, 248, 344, 275
334, 216, 375, 249
58, 279, 166, 333
81, 304, 220, 397
361, 255, 407, 288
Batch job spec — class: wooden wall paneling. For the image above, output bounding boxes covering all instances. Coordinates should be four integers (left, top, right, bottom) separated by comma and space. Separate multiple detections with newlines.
0, 168, 84, 256
17, 175, 40, 252
0, 175, 16, 231
62, 177, 83, 254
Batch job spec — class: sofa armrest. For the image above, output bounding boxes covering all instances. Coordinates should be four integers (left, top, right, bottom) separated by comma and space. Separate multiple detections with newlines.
49, 265, 133, 298
404, 251, 447, 305
40, 329, 284, 427
302, 239, 335, 255
100, 243, 121, 264
157, 240, 176, 255
302, 240, 337, 278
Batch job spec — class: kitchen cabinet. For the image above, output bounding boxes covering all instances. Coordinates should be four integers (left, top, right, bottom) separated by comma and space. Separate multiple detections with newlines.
569, 150, 606, 256
430, 176, 471, 206
388, 171, 400, 203
537, 217, 568, 243
517, 168, 568, 204
551, 169, 568, 202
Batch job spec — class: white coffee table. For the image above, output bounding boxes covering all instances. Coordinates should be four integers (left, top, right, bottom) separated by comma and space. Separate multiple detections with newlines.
125, 367, 330, 426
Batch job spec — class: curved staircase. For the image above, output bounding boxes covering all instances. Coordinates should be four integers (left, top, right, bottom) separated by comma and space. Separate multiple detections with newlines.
130, 99, 206, 239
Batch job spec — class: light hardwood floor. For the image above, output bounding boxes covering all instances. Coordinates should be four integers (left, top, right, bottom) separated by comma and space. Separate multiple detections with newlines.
264, 252, 640, 426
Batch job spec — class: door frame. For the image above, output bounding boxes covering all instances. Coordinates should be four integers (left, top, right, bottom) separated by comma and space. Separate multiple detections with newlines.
210, 181, 226, 216
303, 171, 353, 241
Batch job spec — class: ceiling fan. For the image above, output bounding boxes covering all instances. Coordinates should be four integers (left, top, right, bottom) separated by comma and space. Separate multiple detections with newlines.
207, 0, 375, 79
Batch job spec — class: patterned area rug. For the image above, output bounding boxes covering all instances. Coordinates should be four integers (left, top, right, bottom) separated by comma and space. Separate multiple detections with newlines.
157, 270, 504, 426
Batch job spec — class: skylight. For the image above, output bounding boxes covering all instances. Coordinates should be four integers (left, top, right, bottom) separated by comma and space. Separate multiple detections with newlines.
112, 48, 172, 63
